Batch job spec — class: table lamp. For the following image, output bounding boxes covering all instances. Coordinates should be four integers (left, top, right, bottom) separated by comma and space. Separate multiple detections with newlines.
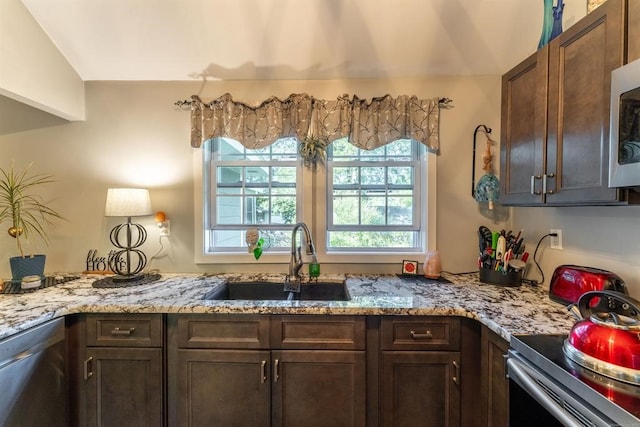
104, 188, 152, 282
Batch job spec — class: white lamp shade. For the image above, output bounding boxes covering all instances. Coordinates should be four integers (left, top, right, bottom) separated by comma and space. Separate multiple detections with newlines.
105, 188, 153, 217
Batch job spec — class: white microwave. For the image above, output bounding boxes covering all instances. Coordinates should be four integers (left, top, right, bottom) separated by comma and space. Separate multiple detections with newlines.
609, 57, 640, 187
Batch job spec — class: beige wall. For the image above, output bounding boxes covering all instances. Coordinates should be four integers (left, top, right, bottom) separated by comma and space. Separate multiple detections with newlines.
512, 207, 640, 298
0, 0, 84, 120
0, 77, 503, 278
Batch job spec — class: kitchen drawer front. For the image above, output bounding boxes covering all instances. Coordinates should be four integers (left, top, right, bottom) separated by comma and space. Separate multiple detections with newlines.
85, 313, 163, 347
381, 316, 460, 351
176, 314, 270, 349
271, 315, 366, 350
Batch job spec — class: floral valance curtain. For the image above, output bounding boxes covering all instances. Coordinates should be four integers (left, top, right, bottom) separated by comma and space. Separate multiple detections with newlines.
189, 93, 449, 153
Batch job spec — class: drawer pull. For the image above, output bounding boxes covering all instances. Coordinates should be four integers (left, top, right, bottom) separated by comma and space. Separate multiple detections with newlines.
452, 360, 460, 385
410, 330, 433, 340
84, 356, 93, 380
273, 359, 280, 383
261, 360, 267, 384
110, 327, 135, 336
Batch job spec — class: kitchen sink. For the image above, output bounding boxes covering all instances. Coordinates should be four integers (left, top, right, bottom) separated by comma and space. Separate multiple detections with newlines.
202, 281, 350, 301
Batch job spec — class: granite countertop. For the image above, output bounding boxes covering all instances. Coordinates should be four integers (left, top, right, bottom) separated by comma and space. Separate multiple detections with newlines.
0, 272, 577, 342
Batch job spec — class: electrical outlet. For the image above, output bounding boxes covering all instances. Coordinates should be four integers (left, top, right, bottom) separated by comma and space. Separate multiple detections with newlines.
550, 228, 562, 250
159, 220, 171, 237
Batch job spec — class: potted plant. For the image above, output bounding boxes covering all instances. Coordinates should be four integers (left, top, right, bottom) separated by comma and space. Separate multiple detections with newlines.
0, 162, 63, 280
299, 134, 328, 170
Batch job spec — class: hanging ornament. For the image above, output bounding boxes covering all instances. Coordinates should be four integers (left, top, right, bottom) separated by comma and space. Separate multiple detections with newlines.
472, 125, 508, 223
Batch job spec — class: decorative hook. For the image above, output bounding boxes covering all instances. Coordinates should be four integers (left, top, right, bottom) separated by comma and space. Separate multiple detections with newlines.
472, 125, 492, 198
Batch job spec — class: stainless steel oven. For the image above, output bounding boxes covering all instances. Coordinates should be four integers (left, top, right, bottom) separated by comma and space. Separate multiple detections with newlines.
507, 335, 640, 427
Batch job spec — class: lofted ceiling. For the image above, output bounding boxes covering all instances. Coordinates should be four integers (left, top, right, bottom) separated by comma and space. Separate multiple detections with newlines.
19, 0, 586, 82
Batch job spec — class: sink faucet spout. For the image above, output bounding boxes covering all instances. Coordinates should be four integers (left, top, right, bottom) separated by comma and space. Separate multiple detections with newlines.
286, 222, 317, 290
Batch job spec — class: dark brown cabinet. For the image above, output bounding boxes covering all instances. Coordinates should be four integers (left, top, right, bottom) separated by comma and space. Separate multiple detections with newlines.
628, 0, 640, 62
480, 326, 509, 427
380, 317, 461, 427
500, 0, 627, 205
168, 314, 366, 427
70, 314, 165, 427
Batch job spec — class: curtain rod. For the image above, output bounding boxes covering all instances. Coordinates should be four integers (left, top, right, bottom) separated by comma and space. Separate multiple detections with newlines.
174, 96, 454, 110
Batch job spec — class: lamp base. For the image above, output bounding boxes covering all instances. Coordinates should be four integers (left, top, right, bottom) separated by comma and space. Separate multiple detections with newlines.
92, 273, 161, 288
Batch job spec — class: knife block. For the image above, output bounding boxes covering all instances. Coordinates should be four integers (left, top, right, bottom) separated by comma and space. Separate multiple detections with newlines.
479, 267, 522, 287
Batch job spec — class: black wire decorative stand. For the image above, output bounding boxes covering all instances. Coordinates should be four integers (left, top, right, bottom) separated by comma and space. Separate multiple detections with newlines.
92, 273, 161, 288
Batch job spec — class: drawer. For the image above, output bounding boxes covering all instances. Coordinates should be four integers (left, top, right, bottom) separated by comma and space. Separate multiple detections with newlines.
86, 314, 163, 347
272, 315, 366, 350
175, 314, 270, 349
381, 316, 460, 351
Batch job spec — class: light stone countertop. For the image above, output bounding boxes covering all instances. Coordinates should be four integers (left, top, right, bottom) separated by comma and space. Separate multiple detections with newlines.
0, 272, 577, 342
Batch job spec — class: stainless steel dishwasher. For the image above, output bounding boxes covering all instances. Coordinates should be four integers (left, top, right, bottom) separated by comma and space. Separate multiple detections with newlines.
0, 317, 68, 427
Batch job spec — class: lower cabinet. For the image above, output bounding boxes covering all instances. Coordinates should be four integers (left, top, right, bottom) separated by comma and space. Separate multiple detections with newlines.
67, 313, 485, 427
68, 313, 165, 427
84, 347, 163, 426
480, 326, 510, 427
168, 314, 367, 427
380, 317, 462, 427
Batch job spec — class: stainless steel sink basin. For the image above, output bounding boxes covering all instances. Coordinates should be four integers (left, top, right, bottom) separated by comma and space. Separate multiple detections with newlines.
202, 281, 350, 301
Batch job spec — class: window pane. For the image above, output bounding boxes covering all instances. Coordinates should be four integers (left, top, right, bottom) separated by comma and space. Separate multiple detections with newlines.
218, 167, 242, 185
388, 167, 413, 185
217, 196, 241, 224
333, 196, 359, 224
245, 167, 269, 184
361, 196, 385, 225
333, 167, 359, 185
388, 196, 413, 225
361, 167, 385, 185
328, 231, 416, 248
326, 138, 423, 250
204, 137, 300, 253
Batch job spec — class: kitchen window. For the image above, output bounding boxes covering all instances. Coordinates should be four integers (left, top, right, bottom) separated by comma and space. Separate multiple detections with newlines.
195, 136, 435, 263
326, 137, 424, 252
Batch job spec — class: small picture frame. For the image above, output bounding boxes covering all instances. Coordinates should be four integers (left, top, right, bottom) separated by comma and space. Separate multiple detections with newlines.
402, 260, 419, 275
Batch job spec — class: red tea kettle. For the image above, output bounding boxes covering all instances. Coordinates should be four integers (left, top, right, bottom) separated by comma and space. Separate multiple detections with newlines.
563, 290, 640, 385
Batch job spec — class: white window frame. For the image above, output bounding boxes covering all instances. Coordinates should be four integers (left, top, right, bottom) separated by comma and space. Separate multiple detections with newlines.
194, 138, 436, 265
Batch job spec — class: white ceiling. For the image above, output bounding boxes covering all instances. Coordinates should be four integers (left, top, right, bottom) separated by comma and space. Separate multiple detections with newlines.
20, 0, 587, 81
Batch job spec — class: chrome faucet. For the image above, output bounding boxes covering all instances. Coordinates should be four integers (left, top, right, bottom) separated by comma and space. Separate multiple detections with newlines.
285, 222, 316, 292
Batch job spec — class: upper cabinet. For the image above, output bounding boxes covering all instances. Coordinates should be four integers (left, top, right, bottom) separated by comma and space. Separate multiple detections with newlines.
628, 1, 640, 61
501, 0, 630, 206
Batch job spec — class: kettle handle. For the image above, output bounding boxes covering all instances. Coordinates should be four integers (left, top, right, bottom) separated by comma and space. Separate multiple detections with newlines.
576, 290, 640, 320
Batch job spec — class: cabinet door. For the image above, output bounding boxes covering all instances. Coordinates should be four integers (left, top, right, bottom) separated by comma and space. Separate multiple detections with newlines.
272, 350, 366, 427
500, 48, 549, 205
381, 351, 460, 427
480, 327, 509, 427
84, 347, 163, 427
545, 0, 625, 204
174, 349, 271, 427
628, 0, 640, 62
